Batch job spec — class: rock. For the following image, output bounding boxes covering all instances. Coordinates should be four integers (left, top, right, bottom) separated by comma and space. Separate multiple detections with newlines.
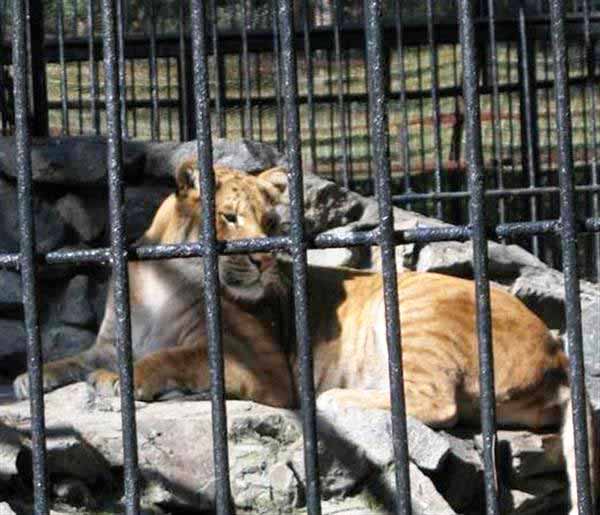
143, 138, 283, 181
582, 296, 599, 378
52, 479, 95, 508
57, 275, 96, 328
436, 430, 483, 511
42, 325, 96, 362
507, 478, 567, 514
301, 173, 365, 235
0, 271, 22, 313
0, 423, 22, 480
26, 434, 111, 487
379, 463, 457, 514
416, 240, 545, 279
0, 319, 26, 360
124, 185, 172, 243
0, 136, 146, 186
474, 431, 564, 484
56, 194, 106, 243
0, 502, 16, 514
510, 266, 600, 331
0, 178, 68, 254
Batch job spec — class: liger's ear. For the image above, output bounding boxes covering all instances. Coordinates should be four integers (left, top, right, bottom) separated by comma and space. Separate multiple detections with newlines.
257, 166, 288, 193
175, 158, 200, 197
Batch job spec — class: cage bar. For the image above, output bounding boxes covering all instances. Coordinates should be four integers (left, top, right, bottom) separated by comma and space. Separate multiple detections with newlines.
99, 0, 141, 513
12, 0, 50, 512
457, 0, 500, 513
189, 1, 233, 513
549, 0, 594, 513
364, 0, 412, 514
277, 0, 322, 514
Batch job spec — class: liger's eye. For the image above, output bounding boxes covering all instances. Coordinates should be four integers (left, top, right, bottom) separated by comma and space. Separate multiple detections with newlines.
222, 213, 237, 224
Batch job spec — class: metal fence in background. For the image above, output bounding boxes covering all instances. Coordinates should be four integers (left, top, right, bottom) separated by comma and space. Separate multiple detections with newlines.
0, 1, 599, 514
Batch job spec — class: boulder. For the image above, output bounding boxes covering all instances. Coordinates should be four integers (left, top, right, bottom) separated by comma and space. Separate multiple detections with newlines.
0, 384, 572, 514
55, 193, 106, 244
0, 179, 68, 254
0, 271, 22, 314
57, 275, 96, 328
0, 137, 146, 186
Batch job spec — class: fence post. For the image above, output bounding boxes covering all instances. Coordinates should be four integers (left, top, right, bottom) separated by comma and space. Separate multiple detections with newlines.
27, 0, 49, 137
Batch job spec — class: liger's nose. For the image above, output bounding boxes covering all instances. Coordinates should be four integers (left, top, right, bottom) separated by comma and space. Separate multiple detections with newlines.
249, 253, 275, 272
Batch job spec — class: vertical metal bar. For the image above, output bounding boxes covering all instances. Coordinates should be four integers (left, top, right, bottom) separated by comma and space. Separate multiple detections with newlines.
57, 0, 70, 135
416, 46, 427, 176
77, 62, 84, 134
426, 0, 443, 219
394, 0, 412, 209
517, 2, 540, 255
189, 1, 232, 514
99, 0, 140, 513
582, 0, 599, 282
116, 0, 128, 139
178, 0, 190, 140
332, 0, 349, 189
13, 0, 49, 512
487, 0, 504, 229
549, 1, 593, 513
364, 0, 411, 514
166, 57, 174, 141
147, 0, 160, 141
130, 60, 138, 137
457, 1, 499, 514
301, 0, 317, 174
277, 0, 322, 513
88, 0, 100, 134
210, 0, 225, 138
26, 0, 48, 137
241, 0, 253, 139
271, 0, 283, 150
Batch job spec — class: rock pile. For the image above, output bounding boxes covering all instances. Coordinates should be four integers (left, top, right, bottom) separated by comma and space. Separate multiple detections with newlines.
0, 136, 598, 514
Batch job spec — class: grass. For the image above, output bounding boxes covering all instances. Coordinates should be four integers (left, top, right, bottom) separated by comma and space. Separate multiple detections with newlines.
41, 41, 599, 192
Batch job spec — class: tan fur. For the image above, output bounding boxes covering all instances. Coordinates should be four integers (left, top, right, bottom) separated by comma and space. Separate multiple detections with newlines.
13, 165, 597, 512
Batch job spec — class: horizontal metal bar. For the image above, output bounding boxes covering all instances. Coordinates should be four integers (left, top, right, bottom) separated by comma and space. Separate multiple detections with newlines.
1, 13, 597, 65
392, 184, 600, 203
2, 217, 598, 271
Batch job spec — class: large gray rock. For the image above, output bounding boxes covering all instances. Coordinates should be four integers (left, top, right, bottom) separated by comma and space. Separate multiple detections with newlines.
0, 137, 146, 186
416, 240, 545, 279
510, 266, 600, 331
57, 275, 96, 328
0, 271, 21, 314
0, 319, 26, 361
55, 193, 106, 244
143, 138, 283, 181
0, 384, 571, 514
0, 179, 68, 254
124, 185, 172, 243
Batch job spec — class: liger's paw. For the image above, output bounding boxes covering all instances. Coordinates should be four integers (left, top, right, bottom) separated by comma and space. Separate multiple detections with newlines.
87, 369, 120, 397
13, 370, 65, 400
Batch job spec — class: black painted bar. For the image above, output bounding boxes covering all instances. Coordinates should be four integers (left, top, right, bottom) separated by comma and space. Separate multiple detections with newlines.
364, 0, 412, 514
426, 0, 443, 219
12, 0, 49, 512
116, 0, 128, 139
88, 0, 100, 134
277, 0, 322, 513
457, 0, 499, 513
189, 0, 233, 513
148, 0, 160, 140
100, 0, 141, 512
549, 0, 594, 513
56, 0, 70, 134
